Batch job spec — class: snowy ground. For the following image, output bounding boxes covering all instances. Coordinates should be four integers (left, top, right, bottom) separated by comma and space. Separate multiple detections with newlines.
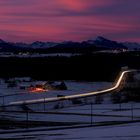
0, 53, 82, 58
0, 79, 111, 105
0, 74, 140, 139
0, 122, 140, 140
1, 102, 140, 125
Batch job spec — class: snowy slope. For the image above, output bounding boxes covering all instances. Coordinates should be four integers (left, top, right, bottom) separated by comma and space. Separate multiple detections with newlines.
0, 122, 140, 140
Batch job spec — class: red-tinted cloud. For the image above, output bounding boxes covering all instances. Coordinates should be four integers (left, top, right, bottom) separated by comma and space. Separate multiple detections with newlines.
0, 0, 140, 42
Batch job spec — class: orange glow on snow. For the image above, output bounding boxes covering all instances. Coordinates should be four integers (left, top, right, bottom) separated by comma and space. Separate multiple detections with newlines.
28, 87, 47, 93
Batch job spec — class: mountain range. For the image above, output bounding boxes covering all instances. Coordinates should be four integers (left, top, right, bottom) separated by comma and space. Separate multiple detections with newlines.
0, 36, 140, 53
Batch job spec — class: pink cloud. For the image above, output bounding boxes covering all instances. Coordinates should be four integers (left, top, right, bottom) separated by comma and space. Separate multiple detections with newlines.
0, 0, 140, 42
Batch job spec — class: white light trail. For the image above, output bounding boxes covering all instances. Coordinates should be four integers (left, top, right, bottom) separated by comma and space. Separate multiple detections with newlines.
9, 70, 136, 106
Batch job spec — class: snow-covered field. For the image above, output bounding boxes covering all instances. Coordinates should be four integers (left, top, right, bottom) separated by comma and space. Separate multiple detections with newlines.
0, 122, 140, 140
0, 74, 140, 140
1, 102, 140, 123
0, 53, 82, 58
1, 101, 140, 139
0, 79, 111, 105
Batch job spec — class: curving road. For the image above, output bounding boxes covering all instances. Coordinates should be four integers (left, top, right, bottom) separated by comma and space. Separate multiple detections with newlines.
9, 69, 136, 106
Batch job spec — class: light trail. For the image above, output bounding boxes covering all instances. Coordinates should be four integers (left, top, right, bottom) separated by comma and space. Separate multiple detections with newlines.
9, 70, 136, 106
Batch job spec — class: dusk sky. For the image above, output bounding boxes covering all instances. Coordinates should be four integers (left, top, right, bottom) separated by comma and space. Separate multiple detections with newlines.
0, 0, 140, 42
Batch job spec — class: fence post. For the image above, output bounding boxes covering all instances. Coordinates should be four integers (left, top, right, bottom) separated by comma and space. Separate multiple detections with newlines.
131, 102, 134, 121
119, 102, 122, 110
91, 102, 93, 126
44, 98, 45, 111
2, 96, 5, 106
26, 110, 29, 129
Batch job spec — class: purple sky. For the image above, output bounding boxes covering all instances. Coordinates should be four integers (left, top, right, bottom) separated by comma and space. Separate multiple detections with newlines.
0, 0, 140, 42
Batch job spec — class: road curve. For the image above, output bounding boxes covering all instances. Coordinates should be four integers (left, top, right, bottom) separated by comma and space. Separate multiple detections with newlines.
9, 70, 136, 106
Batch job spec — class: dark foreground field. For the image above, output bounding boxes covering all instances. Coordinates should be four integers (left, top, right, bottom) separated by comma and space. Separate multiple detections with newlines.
0, 52, 140, 81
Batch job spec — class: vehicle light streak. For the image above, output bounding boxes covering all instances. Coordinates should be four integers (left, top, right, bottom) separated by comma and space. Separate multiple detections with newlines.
9, 70, 136, 106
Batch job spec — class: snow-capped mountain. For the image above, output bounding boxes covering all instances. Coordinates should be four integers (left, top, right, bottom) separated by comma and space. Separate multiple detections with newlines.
14, 41, 59, 49
87, 36, 126, 50
13, 36, 127, 50
0, 36, 140, 53
0, 39, 19, 51
0, 39, 5, 43
87, 36, 105, 44
123, 42, 140, 51
15, 42, 29, 48
29, 41, 58, 49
